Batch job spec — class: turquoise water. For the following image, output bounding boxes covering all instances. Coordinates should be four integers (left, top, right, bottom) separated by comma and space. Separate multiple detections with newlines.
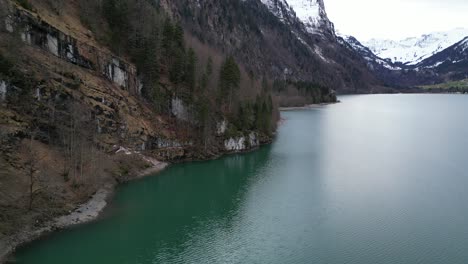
15, 94, 468, 263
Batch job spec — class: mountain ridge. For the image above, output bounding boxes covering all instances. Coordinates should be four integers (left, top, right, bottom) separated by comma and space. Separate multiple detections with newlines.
363, 28, 468, 65
342, 32, 468, 87
164, 0, 382, 94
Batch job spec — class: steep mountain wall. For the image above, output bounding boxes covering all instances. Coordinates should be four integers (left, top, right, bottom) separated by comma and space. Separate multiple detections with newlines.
164, 0, 381, 94
0, 0, 277, 258
4, 5, 142, 94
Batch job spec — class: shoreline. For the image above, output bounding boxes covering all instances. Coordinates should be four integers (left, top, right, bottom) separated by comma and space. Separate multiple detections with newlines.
279, 102, 339, 111
0, 159, 169, 264
0, 143, 272, 263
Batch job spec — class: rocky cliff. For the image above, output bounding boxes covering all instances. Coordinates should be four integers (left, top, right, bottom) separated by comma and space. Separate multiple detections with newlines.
262, 0, 335, 36
165, 0, 382, 94
0, 0, 277, 259
0, 0, 383, 260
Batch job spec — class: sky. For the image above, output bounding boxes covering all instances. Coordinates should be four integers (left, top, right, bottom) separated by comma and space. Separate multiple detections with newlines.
324, 0, 468, 41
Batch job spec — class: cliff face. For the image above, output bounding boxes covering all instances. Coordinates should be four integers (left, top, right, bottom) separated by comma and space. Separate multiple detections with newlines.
165, 0, 381, 94
4, 5, 141, 94
0, 0, 276, 255
0, 0, 376, 258
1, 0, 270, 157
263, 0, 335, 36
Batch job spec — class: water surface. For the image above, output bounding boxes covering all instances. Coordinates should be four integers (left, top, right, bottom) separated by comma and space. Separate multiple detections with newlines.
16, 94, 468, 263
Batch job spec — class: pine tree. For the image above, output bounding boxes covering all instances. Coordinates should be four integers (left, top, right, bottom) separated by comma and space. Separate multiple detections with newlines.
169, 48, 185, 85
199, 57, 213, 92
185, 48, 197, 93
219, 56, 240, 111
173, 23, 185, 49
162, 18, 174, 53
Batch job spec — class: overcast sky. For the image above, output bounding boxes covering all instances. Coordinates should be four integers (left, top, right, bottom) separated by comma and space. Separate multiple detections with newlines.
324, 0, 468, 41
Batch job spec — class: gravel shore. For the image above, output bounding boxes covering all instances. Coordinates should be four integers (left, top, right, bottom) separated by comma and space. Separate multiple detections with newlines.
0, 160, 168, 264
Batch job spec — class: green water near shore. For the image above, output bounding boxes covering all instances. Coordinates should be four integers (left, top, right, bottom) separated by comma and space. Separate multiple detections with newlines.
15, 95, 468, 263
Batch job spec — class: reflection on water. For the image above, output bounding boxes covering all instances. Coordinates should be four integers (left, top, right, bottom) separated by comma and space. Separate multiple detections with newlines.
16, 94, 468, 264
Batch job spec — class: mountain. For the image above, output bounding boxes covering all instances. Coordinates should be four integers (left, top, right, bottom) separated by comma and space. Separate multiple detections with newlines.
261, 0, 335, 35
342, 31, 468, 87
340, 35, 432, 88
364, 28, 468, 65
164, 0, 382, 96
415, 37, 468, 80
340, 36, 401, 71
0, 0, 386, 257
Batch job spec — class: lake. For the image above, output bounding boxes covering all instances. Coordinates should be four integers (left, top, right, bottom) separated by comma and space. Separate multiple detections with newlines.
15, 94, 468, 263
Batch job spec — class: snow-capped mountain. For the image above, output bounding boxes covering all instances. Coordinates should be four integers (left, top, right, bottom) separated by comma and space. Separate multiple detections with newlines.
416, 37, 468, 78
260, 0, 335, 35
364, 28, 468, 65
342, 32, 468, 87
340, 36, 401, 71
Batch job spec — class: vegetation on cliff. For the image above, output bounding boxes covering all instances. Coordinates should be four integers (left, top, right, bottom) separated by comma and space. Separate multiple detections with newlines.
0, 0, 338, 256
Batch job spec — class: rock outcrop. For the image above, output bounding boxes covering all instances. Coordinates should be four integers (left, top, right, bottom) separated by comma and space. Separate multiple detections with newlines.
4, 5, 141, 94
224, 132, 260, 152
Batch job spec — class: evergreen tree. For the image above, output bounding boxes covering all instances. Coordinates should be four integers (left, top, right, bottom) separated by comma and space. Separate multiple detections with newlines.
102, 0, 130, 54
185, 48, 197, 93
261, 76, 269, 94
169, 48, 185, 85
199, 57, 213, 92
173, 23, 185, 49
219, 56, 240, 111
162, 18, 174, 53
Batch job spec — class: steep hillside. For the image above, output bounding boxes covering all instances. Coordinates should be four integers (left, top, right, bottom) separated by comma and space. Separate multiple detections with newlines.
261, 0, 335, 35
0, 0, 295, 259
163, 0, 382, 96
341, 36, 440, 88
0, 0, 385, 259
415, 37, 468, 81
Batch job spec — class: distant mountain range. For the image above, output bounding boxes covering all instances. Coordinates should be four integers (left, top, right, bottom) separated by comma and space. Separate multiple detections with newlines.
339, 29, 468, 87
280, 0, 468, 88
363, 28, 468, 66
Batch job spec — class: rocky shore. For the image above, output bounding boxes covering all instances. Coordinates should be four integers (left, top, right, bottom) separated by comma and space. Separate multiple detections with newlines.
0, 160, 168, 264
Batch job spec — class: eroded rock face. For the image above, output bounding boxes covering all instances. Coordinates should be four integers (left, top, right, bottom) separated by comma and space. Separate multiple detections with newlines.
249, 132, 260, 147
216, 120, 227, 135
153, 138, 183, 149
4, 15, 13, 32
171, 97, 190, 121
46, 34, 59, 56
0, 2, 271, 163
105, 59, 128, 89
0, 81, 7, 101
224, 132, 260, 152
3, 7, 141, 95
224, 137, 246, 151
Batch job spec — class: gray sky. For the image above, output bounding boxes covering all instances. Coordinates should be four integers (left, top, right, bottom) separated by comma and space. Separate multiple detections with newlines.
325, 0, 468, 41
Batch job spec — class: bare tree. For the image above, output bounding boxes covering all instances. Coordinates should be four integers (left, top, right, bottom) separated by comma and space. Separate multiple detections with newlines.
24, 130, 44, 211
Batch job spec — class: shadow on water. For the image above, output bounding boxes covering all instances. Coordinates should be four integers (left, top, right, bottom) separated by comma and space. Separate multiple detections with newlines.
14, 145, 274, 264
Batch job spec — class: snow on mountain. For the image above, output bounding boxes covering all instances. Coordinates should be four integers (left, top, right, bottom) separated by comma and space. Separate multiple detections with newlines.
286, 0, 334, 34
260, 0, 334, 35
416, 36, 468, 70
259, 0, 295, 23
364, 28, 468, 65
341, 36, 401, 71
